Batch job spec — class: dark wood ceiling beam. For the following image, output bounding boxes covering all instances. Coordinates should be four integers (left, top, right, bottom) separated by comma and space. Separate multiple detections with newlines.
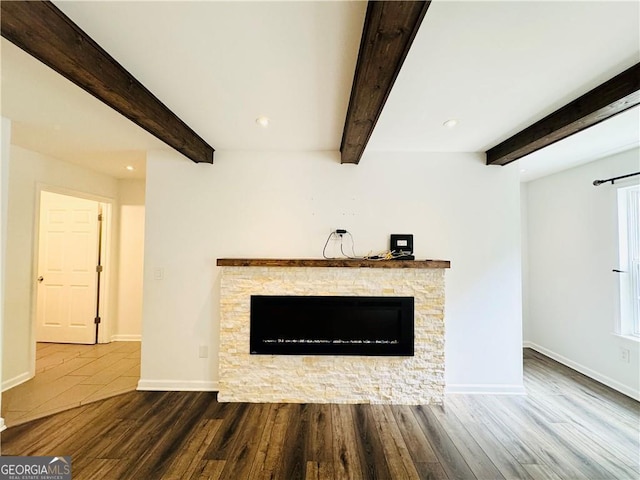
340, 1, 430, 164
1, 0, 214, 164
486, 63, 640, 166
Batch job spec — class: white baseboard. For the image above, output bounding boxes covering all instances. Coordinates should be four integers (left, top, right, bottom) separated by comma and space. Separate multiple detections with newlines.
0, 417, 5, 433
524, 341, 640, 401
137, 379, 219, 392
445, 384, 527, 395
2, 371, 32, 392
111, 335, 141, 342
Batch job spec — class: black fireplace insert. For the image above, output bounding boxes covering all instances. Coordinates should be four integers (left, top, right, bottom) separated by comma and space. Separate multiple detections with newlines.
250, 295, 414, 356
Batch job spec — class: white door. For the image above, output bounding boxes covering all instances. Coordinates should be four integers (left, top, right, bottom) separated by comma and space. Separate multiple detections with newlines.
36, 192, 100, 344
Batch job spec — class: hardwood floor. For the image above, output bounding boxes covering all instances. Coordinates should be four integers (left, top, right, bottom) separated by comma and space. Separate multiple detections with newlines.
1, 348, 638, 479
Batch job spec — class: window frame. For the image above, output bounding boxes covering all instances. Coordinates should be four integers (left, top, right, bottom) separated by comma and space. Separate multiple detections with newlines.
616, 183, 640, 338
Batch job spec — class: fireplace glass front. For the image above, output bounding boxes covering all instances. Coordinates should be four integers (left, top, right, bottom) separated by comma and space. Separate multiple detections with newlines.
250, 295, 414, 356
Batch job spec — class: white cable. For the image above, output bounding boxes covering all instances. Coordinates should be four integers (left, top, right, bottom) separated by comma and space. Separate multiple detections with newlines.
322, 231, 337, 259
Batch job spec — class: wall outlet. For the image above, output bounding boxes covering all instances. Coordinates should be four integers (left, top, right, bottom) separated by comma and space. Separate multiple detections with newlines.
153, 267, 164, 280
199, 345, 208, 358
620, 347, 630, 363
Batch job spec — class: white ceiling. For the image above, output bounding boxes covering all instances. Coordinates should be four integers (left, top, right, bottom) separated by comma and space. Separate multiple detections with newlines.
53, 0, 366, 151
1, 0, 639, 181
1, 39, 163, 180
518, 105, 640, 183
368, 0, 639, 152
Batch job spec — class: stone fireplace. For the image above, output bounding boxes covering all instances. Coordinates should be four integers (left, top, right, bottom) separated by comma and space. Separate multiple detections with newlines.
217, 258, 449, 404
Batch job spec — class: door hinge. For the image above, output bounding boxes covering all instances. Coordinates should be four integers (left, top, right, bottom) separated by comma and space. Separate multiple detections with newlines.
94, 316, 101, 325
96, 265, 103, 273
98, 213, 103, 221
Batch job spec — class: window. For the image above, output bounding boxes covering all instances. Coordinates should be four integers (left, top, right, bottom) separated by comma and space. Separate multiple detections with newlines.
617, 184, 640, 337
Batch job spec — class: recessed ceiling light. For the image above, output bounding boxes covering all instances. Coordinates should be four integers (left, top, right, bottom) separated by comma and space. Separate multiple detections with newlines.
443, 119, 458, 128
255, 115, 270, 128
125, 165, 135, 171
520, 168, 527, 173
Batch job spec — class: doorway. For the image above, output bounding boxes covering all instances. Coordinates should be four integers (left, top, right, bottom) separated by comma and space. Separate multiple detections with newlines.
34, 190, 112, 346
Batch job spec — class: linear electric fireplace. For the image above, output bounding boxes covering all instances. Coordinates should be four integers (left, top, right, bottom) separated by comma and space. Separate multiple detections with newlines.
250, 295, 414, 356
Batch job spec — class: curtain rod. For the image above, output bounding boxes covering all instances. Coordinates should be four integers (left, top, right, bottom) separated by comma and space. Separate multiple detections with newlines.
593, 171, 640, 186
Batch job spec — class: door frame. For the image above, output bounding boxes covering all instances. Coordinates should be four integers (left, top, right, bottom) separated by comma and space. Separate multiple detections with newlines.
30, 184, 114, 376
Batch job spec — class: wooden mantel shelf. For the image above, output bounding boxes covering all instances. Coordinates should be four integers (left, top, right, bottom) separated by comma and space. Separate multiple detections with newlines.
216, 258, 450, 269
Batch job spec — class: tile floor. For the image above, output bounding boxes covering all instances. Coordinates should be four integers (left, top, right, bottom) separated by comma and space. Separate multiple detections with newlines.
2, 341, 140, 427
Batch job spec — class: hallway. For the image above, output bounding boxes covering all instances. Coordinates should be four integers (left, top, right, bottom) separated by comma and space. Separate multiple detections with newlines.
2, 341, 140, 427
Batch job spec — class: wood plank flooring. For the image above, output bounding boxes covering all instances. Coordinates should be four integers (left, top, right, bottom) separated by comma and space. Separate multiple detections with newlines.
1, 348, 638, 479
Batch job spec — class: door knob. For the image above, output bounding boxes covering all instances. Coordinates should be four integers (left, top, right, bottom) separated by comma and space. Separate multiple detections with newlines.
37, 276, 44, 283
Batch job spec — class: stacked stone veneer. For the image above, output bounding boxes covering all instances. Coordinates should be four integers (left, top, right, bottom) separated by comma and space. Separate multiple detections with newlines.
218, 266, 445, 404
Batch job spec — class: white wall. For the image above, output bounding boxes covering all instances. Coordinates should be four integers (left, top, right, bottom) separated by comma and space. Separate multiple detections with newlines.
521, 183, 531, 341
114, 179, 145, 340
141, 149, 524, 393
524, 148, 640, 399
2, 146, 119, 388
0, 118, 11, 433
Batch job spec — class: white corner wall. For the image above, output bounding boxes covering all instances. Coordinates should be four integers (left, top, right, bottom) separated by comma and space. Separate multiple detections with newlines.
114, 179, 145, 341
521, 183, 531, 341
2, 146, 119, 389
524, 148, 640, 400
0, 118, 11, 433
140, 149, 523, 394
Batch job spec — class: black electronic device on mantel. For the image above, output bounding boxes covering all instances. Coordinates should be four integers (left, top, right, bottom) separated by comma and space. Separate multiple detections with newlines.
390, 234, 415, 260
